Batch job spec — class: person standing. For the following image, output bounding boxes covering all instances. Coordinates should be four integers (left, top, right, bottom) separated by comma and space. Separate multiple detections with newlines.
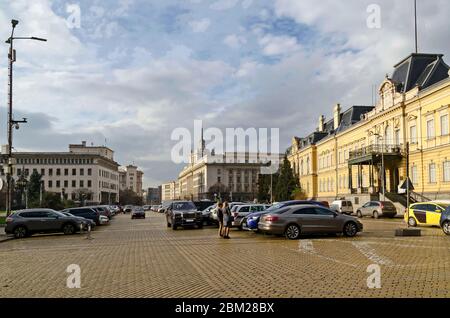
222, 201, 231, 239
217, 202, 224, 237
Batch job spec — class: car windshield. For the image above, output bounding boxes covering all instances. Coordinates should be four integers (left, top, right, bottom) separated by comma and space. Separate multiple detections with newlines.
53, 211, 68, 217
172, 202, 196, 210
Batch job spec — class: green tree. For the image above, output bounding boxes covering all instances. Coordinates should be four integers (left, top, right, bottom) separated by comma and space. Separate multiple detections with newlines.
274, 156, 300, 202
27, 171, 43, 208
257, 172, 279, 203
119, 189, 143, 206
41, 192, 65, 210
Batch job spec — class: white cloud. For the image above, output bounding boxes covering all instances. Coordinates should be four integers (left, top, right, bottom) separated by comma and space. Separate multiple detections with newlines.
188, 18, 211, 33
210, 0, 240, 11
223, 34, 247, 48
258, 34, 300, 56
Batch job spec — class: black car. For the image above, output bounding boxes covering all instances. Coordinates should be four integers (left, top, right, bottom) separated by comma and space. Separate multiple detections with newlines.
62, 207, 101, 225
165, 201, 203, 230
440, 206, 450, 235
61, 212, 96, 230
5, 209, 85, 239
131, 207, 146, 219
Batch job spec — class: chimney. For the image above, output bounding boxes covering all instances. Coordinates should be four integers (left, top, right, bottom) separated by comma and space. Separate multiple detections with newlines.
318, 115, 325, 132
82, 141, 87, 147
333, 103, 341, 130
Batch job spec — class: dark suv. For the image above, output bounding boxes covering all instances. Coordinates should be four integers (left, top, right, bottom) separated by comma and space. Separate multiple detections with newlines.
165, 201, 203, 230
5, 209, 85, 239
62, 207, 101, 225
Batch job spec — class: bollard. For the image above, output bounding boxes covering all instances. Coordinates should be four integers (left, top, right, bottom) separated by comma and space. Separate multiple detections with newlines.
86, 224, 93, 240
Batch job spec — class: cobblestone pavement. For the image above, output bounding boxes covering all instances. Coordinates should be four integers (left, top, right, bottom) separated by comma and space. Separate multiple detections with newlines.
1, 212, 449, 298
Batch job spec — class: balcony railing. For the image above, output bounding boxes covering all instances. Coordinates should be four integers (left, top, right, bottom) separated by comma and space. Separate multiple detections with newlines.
349, 144, 404, 161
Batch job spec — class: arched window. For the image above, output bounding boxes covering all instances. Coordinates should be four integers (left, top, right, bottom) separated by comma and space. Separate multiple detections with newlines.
306, 157, 310, 175
301, 160, 304, 176
385, 124, 393, 145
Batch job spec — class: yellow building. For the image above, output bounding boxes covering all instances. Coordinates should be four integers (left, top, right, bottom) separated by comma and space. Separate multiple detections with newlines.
289, 53, 450, 209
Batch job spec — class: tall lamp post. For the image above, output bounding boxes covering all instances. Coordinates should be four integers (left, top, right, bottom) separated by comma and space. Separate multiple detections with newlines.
374, 133, 386, 201
5, 19, 47, 216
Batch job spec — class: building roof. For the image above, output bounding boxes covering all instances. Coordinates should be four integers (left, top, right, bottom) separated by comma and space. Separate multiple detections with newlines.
293, 105, 374, 151
391, 53, 450, 93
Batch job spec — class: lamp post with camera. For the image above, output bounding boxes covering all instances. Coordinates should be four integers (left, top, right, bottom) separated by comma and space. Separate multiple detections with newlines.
5, 19, 47, 216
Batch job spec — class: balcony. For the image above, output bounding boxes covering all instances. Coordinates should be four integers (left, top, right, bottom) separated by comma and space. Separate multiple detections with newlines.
348, 145, 404, 166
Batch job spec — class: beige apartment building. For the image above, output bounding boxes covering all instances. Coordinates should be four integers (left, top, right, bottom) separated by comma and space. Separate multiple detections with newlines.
1, 141, 120, 204
289, 53, 450, 209
119, 165, 144, 197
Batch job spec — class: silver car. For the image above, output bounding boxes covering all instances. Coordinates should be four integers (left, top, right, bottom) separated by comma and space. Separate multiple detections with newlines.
231, 204, 271, 229
258, 205, 363, 240
356, 201, 397, 219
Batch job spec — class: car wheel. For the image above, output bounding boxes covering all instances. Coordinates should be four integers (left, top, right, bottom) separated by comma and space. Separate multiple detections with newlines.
373, 211, 379, 219
408, 217, 417, 227
13, 226, 27, 239
172, 224, 178, 230
343, 222, 358, 237
285, 224, 301, 240
167, 222, 171, 228
63, 223, 76, 235
442, 221, 450, 236
197, 223, 203, 229
357, 210, 363, 218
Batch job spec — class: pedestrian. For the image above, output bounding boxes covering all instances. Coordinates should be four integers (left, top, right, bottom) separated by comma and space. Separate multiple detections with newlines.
217, 202, 224, 237
222, 201, 231, 239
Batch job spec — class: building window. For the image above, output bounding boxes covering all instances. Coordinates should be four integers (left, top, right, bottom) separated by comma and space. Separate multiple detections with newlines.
427, 119, 435, 139
49, 169, 53, 176
411, 165, 418, 185
88, 180, 92, 188
410, 125, 417, 143
72, 180, 76, 188
72, 169, 76, 176
441, 114, 449, 136
429, 163, 437, 183
80, 169, 84, 176
394, 130, 400, 145
56, 180, 60, 188
80, 180, 84, 188
88, 168, 92, 176
444, 161, 450, 182
56, 169, 61, 176
41, 169, 45, 176
217, 177, 221, 183
48, 180, 53, 188
64, 180, 68, 188
64, 169, 69, 176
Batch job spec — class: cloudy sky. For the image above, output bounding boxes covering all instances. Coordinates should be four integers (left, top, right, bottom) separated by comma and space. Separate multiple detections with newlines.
0, 0, 449, 187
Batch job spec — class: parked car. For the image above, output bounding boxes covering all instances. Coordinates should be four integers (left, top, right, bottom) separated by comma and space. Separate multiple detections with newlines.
193, 200, 215, 212
90, 205, 113, 219
440, 206, 450, 235
356, 201, 397, 219
405, 201, 450, 227
61, 212, 96, 231
243, 200, 329, 231
5, 209, 85, 239
232, 204, 271, 229
258, 205, 363, 239
201, 204, 217, 226
143, 205, 151, 211
99, 215, 110, 225
165, 201, 203, 230
131, 207, 146, 219
330, 200, 354, 215
62, 207, 101, 225
123, 205, 133, 214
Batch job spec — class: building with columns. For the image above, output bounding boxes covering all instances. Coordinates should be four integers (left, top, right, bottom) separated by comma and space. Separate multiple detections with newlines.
165, 137, 282, 202
288, 53, 450, 209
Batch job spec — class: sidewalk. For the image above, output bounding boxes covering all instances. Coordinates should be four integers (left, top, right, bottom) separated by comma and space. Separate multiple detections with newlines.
0, 225, 12, 243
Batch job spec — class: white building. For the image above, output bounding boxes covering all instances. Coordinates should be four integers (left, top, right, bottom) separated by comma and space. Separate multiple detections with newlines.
119, 165, 144, 197
1, 141, 120, 204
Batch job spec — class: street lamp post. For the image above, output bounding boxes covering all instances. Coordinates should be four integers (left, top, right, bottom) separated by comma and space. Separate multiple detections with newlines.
5, 19, 47, 216
374, 134, 386, 201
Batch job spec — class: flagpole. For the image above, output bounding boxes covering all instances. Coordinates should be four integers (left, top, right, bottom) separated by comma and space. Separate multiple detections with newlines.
414, 0, 418, 53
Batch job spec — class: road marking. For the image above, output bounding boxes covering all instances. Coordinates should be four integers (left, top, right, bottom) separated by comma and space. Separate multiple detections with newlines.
352, 242, 394, 265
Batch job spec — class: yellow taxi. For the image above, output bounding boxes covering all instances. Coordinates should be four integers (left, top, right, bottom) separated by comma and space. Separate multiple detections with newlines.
405, 201, 450, 227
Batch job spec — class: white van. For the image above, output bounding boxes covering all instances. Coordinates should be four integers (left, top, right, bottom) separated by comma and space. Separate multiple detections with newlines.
330, 200, 354, 215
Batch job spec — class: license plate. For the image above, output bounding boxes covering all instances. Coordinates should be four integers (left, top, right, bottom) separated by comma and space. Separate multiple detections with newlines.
185, 219, 194, 223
